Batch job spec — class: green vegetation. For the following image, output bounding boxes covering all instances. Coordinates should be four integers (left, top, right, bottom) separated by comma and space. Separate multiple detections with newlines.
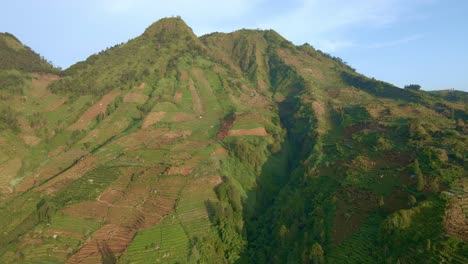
0, 33, 59, 73
0, 18, 466, 264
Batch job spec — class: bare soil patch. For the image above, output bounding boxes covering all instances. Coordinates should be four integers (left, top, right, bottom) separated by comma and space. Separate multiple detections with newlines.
188, 78, 203, 114
48, 146, 66, 158
445, 197, 468, 240
173, 92, 182, 103
343, 121, 387, 139
142, 112, 166, 129
67, 92, 118, 131
124, 93, 148, 104
37, 156, 98, 194
228, 127, 268, 137
66, 224, 137, 264
21, 135, 41, 146
0, 158, 22, 193
63, 201, 109, 221
211, 146, 228, 157
30, 73, 60, 98
167, 165, 193, 176
216, 114, 235, 140
171, 112, 195, 122
136, 82, 146, 90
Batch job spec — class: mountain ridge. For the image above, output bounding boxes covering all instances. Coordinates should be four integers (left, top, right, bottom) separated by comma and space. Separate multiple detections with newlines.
0, 17, 466, 264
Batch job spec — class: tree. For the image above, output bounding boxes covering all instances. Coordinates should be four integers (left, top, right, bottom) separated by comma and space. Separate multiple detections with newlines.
310, 242, 325, 264
408, 194, 417, 206
379, 196, 385, 207
404, 84, 421, 91
430, 179, 440, 193
456, 118, 465, 132
413, 159, 424, 192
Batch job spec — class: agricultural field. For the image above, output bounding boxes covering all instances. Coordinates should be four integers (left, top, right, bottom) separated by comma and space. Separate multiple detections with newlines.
0, 17, 466, 263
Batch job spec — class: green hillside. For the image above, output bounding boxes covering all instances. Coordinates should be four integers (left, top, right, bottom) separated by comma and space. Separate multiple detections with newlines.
0, 17, 466, 264
0, 32, 59, 73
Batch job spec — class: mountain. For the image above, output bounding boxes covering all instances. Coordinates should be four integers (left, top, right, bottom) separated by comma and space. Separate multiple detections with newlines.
0, 32, 59, 73
0, 17, 466, 263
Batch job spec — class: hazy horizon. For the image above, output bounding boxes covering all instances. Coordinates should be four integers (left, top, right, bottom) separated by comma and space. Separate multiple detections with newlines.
2, 0, 467, 91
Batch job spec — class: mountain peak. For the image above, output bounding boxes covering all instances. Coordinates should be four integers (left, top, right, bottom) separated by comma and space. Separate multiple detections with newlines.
143, 16, 196, 39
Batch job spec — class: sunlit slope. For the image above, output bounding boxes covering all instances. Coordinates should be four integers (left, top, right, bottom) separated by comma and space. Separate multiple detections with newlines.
0, 17, 466, 264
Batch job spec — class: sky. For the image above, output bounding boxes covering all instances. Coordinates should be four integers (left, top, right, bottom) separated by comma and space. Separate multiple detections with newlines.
1, 0, 467, 91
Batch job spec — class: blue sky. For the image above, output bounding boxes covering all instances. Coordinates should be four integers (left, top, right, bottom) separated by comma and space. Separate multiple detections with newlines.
1, 0, 467, 91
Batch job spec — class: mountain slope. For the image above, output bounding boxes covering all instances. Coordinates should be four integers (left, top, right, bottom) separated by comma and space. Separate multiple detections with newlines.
0, 17, 466, 264
0, 32, 59, 73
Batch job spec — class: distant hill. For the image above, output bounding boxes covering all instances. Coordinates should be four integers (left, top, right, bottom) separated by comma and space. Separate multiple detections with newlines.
430, 89, 467, 102
0, 32, 59, 73
0, 17, 466, 264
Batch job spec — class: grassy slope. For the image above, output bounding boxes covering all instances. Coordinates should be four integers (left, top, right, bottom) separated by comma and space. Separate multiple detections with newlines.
0, 18, 466, 263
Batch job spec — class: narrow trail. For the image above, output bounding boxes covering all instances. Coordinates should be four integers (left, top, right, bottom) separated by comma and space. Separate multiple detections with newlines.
188, 78, 203, 114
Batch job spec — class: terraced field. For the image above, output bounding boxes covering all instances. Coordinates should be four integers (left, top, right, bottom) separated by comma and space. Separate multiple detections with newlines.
0, 17, 466, 263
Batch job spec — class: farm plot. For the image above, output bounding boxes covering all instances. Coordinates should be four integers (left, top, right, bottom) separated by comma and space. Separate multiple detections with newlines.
66, 224, 137, 264
123, 215, 190, 263
0, 158, 21, 193
66, 92, 118, 131
176, 175, 219, 239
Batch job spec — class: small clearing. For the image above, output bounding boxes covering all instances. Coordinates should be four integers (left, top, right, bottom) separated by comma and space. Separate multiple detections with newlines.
142, 112, 166, 129
21, 135, 41, 146
0, 158, 22, 193
30, 73, 60, 98
227, 127, 268, 137
124, 93, 148, 104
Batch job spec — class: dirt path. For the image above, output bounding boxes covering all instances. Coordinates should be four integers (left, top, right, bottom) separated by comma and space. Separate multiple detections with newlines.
188, 78, 203, 114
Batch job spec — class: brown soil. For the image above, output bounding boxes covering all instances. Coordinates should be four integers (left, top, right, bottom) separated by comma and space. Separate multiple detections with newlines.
167, 165, 193, 176
66, 224, 137, 264
30, 73, 60, 98
216, 114, 235, 140
171, 112, 195, 122
444, 197, 468, 240
123, 93, 148, 104
180, 71, 189, 80
48, 146, 66, 158
136, 82, 146, 90
312, 101, 325, 117
343, 121, 387, 139
21, 135, 41, 146
63, 201, 109, 221
211, 146, 228, 157
0, 158, 22, 193
37, 156, 98, 194
173, 92, 182, 103
142, 112, 166, 129
188, 78, 203, 114
228, 127, 268, 137
67, 92, 118, 131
